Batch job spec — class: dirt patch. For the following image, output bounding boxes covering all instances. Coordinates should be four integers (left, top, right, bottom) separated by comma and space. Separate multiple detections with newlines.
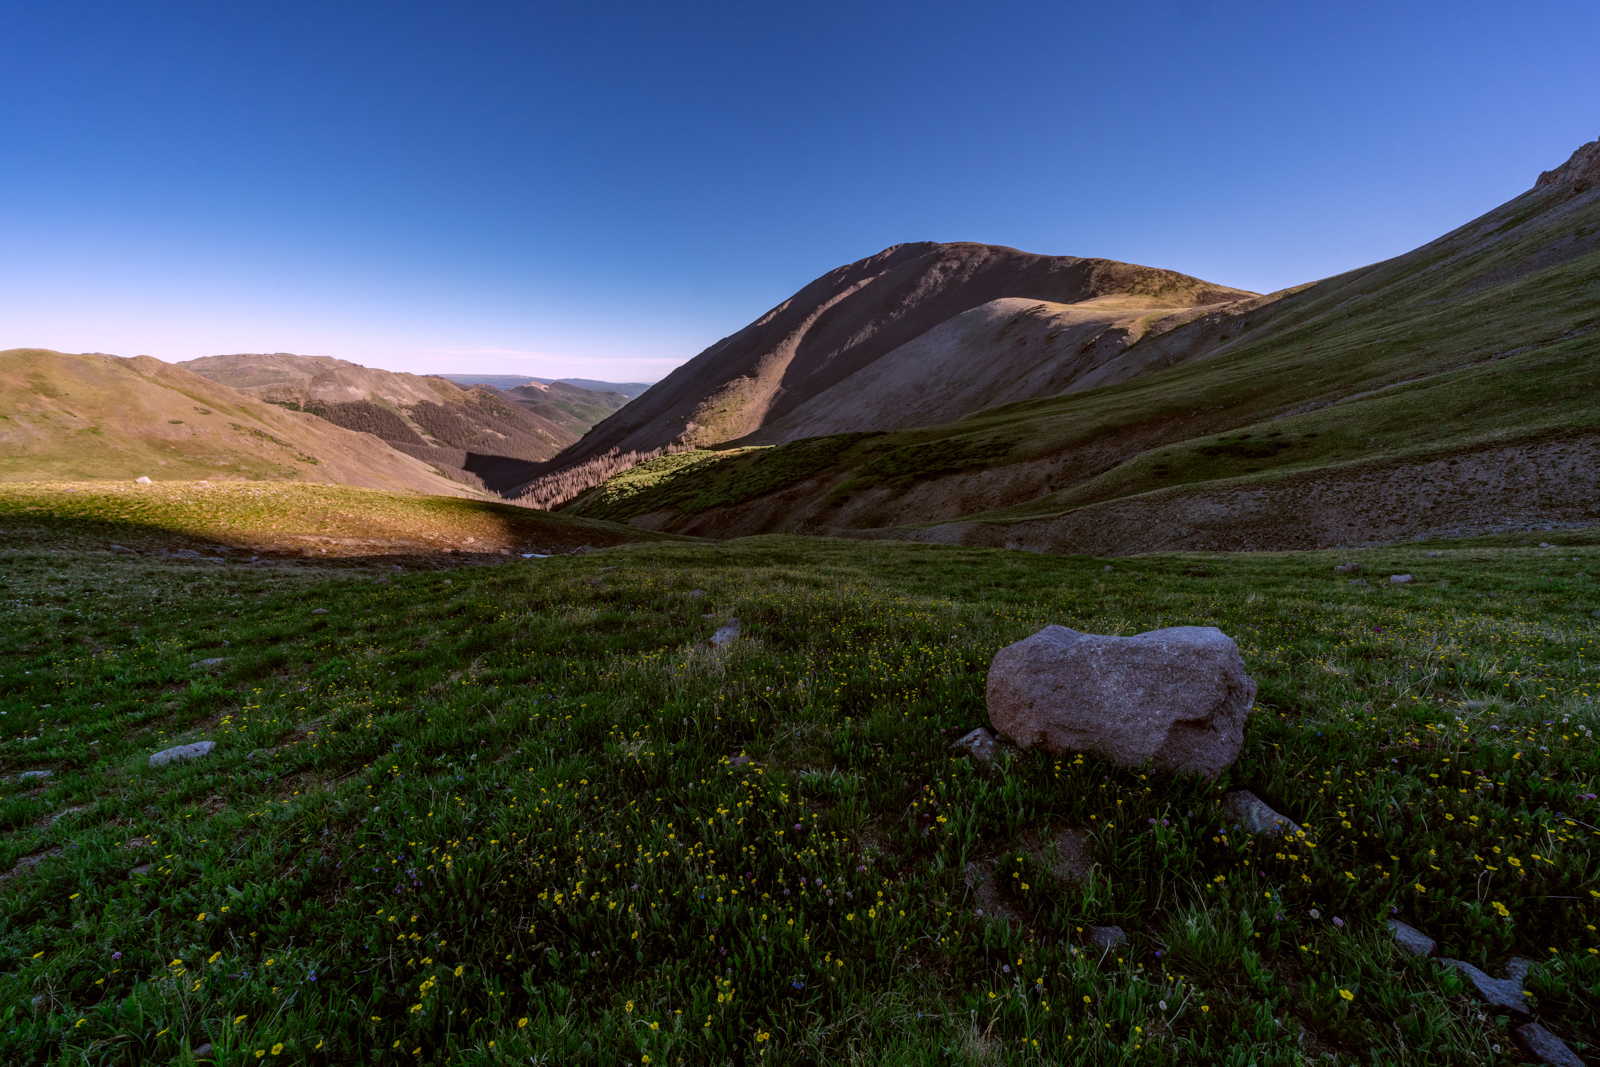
0, 847, 63, 886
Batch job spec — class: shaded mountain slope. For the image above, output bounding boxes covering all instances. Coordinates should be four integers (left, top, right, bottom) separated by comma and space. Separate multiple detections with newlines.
501, 380, 631, 438
562, 137, 1600, 553
0, 349, 477, 496
180, 353, 577, 491
516, 243, 1254, 500
442, 374, 654, 399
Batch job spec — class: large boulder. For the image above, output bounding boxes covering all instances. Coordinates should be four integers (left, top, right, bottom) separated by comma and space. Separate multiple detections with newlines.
986, 625, 1256, 778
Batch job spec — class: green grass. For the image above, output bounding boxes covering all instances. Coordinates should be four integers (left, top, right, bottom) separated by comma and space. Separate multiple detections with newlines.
2, 514, 1598, 1064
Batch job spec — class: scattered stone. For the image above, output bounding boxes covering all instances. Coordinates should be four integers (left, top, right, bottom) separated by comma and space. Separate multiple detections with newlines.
964, 862, 1027, 925
189, 658, 225, 670
0, 847, 63, 884
149, 741, 217, 768
1349, 579, 1370, 586
728, 754, 750, 768
1512, 1022, 1585, 1067
701, 613, 717, 618
600, 566, 618, 572
951, 727, 999, 764
1440, 957, 1535, 1014
1220, 790, 1304, 837
1103, 565, 1113, 572
1540, 542, 1555, 548
520, 553, 550, 559
18, 770, 51, 781
131, 864, 151, 877
709, 618, 741, 647
1387, 919, 1436, 957
1425, 551, 1442, 558
688, 590, 707, 597
497, 548, 510, 556
135, 476, 151, 485
987, 625, 1257, 779
311, 608, 329, 615
108, 544, 130, 553
1334, 563, 1362, 573
174, 548, 201, 559
1087, 925, 1127, 950
1390, 574, 1415, 584
192, 1043, 214, 1059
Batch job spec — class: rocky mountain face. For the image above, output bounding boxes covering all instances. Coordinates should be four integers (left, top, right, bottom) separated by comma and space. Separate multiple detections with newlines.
1536, 133, 1600, 188
513, 243, 1254, 505
179, 354, 621, 491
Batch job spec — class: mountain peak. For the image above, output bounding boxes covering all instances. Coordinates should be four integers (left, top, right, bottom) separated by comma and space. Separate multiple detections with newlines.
1535, 135, 1600, 188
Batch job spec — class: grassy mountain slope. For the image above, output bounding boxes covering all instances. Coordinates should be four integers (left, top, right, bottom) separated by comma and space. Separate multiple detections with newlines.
501, 381, 631, 439
0, 350, 476, 497
180, 354, 578, 491
441, 374, 654, 399
0, 481, 686, 562
563, 146, 1600, 552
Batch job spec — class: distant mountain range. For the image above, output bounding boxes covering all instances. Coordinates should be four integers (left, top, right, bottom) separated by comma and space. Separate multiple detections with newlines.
177, 354, 629, 491
440, 374, 653, 399
534, 135, 1600, 553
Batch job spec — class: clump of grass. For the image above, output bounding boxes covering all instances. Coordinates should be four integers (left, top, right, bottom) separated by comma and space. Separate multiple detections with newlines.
0, 533, 1596, 1064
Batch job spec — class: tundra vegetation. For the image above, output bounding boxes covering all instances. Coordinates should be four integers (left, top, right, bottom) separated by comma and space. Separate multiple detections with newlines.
0, 487, 1597, 1065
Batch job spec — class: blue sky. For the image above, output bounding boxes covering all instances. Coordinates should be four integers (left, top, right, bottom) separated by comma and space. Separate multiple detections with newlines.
2, 1, 1596, 382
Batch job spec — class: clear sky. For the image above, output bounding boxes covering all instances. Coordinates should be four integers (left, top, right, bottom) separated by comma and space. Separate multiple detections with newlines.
3, 1, 1596, 383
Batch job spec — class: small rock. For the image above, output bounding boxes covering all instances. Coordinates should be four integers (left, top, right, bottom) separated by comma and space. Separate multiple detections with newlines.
1440, 957, 1534, 1014
1540, 542, 1554, 548
1387, 919, 1436, 957
688, 590, 707, 597
701, 613, 717, 618
1220, 790, 1304, 837
1334, 562, 1362, 573
600, 566, 618, 572
520, 553, 550, 559
192, 1043, 214, 1059
108, 544, 130, 553
1425, 551, 1442, 558
952, 727, 999, 764
149, 741, 217, 768
131, 864, 151, 876
497, 548, 510, 556
710, 618, 741, 647
1512, 1022, 1585, 1067
1390, 574, 1415, 585
1022, 826, 1095, 883
135, 476, 151, 485
728, 754, 750, 768
311, 608, 329, 615
1103, 565, 1113, 572
1349, 578, 1370, 586
189, 658, 225, 670
175, 548, 201, 559
1087, 925, 1127, 950
19, 770, 51, 781
987, 625, 1257, 779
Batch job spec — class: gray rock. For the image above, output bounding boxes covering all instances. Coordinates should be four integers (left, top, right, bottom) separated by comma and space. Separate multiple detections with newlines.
1349, 578, 1370, 586
311, 608, 329, 615
710, 618, 741, 647
135, 476, 151, 485
130, 864, 150, 876
18, 770, 51, 781
987, 625, 1256, 779
1220, 790, 1304, 837
1540, 542, 1555, 548
1087, 925, 1127, 950
108, 544, 130, 553
149, 741, 216, 768
190, 658, 225, 670
192, 1043, 214, 1059
1387, 919, 1436, 957
1334, 563, 1362, 573
952, 728, 999, 764
688, 589, 707, 597
1390, 574, 1415, 585
1440, 957, 1534, 1013
1512, 1022, 1585, 1067
1425, 551, 1442, 558
174, 548, 201, 559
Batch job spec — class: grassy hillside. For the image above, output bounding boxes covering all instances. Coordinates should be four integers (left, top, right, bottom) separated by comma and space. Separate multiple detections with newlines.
0, 350, 475, 498
0, 482, 686, 562
562, 177, 1600, 551
2, 527, 1597, 1064
501, 382, 630, 440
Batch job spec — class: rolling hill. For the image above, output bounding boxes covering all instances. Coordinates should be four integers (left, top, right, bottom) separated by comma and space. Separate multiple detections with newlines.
555, 135, 1600, 554
0, 349, 475, 496
441, 374, 654, 399
179, 354, 622, 491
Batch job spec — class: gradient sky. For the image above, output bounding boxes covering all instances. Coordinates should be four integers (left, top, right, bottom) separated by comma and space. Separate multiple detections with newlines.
3, 1, 1597, 382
